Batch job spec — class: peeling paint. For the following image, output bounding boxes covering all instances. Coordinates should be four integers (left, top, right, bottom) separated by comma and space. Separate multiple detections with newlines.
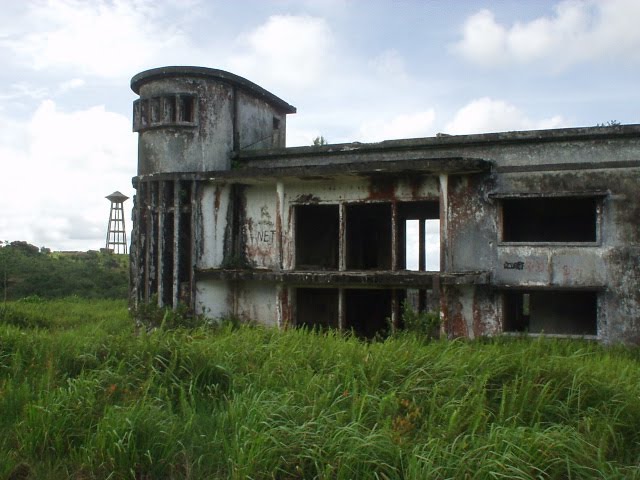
130, 66, 640, 344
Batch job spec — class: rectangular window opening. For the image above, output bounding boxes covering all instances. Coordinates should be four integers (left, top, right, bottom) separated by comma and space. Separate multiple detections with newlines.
502, 197, 598, 243
161, 211, 174, 306
296, 288, 339, 330
295, 205, 339, 270
504, 290, 597, 336
345, 289, 392, 338
346, 203, 392, 270
177, 181, 192, 305
398, 201, 439, 271
161, 181, 175, 306
400, 288, 438, 322
164, 96, 177, 123
147, 182, 159, 299
179, 95, 195, 123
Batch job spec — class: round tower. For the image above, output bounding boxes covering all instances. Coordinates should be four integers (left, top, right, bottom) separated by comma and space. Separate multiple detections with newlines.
131, 66, 296, 175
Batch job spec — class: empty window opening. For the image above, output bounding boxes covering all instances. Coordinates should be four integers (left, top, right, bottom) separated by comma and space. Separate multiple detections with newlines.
504, 290, 597, 335
398, 201, 439, 271
272, 117, 280, 130
346, 203, 392, 270
160, 182, 175, 307
502, 197, 598, 243
178, 182, 192, 304
345, 289, 392, 338
404, 219, 441, 271
399, 288, 439, 328
295, 205, 339, 270
133, 95, 197, 131
145, 182, 160, 301
296, 288, 339, 330
165, 96, 177, 123
179, 95, 195, 123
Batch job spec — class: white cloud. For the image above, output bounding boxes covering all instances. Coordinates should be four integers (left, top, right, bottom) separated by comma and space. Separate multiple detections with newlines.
229, 15, 334, 90
356, 110, 436, 142
369, 49, 409, 81
454, 0, 640, 70
0, 0, 190, 78
58, 78, 86, 93
0, 100, 136, 250
444, 97, 566, 135
0, 83, 50, 103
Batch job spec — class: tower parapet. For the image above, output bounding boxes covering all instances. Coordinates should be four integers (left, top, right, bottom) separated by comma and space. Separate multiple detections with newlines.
131, 66, 296, 175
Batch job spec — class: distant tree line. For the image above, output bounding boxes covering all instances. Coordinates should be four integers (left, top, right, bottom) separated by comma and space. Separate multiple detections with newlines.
1, 241, 128, 301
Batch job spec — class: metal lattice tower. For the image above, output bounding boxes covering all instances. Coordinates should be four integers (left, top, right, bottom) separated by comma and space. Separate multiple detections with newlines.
105, 191, 129, 254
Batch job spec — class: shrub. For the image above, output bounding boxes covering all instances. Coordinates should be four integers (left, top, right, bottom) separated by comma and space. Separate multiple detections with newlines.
401, 300, 440, 339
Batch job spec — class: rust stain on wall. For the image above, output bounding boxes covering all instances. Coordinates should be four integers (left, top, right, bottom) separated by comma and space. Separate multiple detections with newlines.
129, 66, 640, 344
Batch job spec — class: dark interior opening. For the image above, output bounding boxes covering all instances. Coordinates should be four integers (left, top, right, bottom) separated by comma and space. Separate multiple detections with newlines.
148, 182, 158, 297
179, 95, 194, 123
398, 288, 439, 327
165, 96, 177, 123
504, 290, 597, 335
346, 203, 392, 270
502, 197, 597, 242
345, 289, 391, 338
161, 182, 175, 306
295, 205, 339, 270
296, 288, 339, 330
137, 182, 148, 301
178, 181, 192, 304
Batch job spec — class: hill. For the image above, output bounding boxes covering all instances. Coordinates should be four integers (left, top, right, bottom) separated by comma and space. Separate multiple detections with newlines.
0, 241, 128, 300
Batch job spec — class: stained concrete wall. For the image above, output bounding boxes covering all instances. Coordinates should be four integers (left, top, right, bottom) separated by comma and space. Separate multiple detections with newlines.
132, 67, 295, 176
131, 67, 640, 344
136, 77, 235, 174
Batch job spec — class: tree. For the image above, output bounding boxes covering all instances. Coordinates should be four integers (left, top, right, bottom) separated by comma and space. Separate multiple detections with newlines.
597, 120, 621, 127
312, 136, 328, 146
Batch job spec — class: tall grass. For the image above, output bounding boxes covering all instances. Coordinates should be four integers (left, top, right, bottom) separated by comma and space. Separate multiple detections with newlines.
1, 298, 640, 478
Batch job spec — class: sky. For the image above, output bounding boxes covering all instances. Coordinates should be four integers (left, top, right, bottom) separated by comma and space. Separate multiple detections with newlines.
1, 0, 639, 252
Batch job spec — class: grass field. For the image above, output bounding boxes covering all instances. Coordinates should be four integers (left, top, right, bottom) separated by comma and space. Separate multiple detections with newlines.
1, 298, 640, 479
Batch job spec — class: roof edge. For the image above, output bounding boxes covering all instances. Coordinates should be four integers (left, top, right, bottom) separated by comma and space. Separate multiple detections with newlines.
131, 66, 296, 114
238, 124, 640, 160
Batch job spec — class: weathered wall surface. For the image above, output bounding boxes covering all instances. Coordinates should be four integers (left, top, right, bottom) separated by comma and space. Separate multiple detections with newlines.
136, 77, 234, 174
242, 185, 279, 269
235, 281, 279, 326
445, 173, 496, 273
130, 67, 640, 344
197, 183, 230, 269
237, 90, 287, 150
196, 279, 231, 319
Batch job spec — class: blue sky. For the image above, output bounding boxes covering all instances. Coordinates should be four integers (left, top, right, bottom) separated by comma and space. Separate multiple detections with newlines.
1, 0, 638, 251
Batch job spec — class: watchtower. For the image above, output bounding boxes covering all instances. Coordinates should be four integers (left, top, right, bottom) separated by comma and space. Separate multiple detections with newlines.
105, 191, 129, 254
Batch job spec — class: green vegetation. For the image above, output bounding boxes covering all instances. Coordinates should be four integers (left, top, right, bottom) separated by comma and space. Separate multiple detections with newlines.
312, 135, 328, 146
400, 300, 440, 339
2, 299, 640, 478
0, 241, 128, 301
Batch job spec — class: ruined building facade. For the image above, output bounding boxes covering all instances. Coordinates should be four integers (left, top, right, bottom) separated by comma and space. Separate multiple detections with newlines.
130, 66, 640, 343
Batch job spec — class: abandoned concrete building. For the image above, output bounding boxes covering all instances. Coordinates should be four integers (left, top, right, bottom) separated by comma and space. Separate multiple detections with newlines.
129, 66, 640, 343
